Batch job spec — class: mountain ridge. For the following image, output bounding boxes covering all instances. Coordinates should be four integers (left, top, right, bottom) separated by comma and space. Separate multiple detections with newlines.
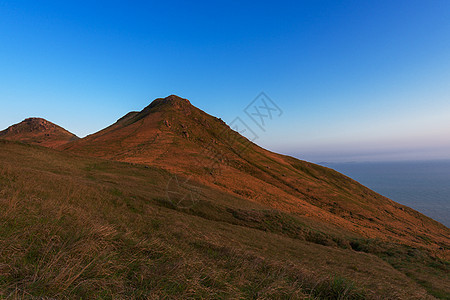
60, 95, 449, 256
1, 95, 449, 297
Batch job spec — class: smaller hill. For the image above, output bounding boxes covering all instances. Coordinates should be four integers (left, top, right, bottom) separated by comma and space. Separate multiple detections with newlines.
0, 118, 78, 148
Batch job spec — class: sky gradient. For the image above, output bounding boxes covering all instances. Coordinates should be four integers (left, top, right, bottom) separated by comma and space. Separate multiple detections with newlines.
1, 0, 449, 162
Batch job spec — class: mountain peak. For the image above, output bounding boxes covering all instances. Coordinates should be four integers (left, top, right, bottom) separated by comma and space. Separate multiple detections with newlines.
123, 95, 195, 122
1, 117, 57, 134
22, 117, 55, 130
164, 94, 191, 103
24, 117, 47, 122
145, 95, 192, 110
0, 117, 78, 148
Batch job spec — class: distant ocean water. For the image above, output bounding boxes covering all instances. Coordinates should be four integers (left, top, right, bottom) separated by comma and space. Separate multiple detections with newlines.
321, 161, 450, 228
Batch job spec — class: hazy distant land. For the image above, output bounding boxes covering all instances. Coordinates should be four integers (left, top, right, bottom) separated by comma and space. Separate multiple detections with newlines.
323, 160, 450, 227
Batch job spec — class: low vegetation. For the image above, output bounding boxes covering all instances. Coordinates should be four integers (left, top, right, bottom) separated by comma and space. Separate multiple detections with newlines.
0, 140, 448, 299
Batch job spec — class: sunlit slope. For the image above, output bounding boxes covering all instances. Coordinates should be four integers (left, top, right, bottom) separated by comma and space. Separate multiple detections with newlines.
2, 140, 448, 298
0, 118, 78, 148
61, 95, 449, 256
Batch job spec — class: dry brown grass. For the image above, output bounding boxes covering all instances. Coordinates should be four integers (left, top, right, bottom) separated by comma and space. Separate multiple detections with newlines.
60, 96, 450, 259
0, 140, 447, 299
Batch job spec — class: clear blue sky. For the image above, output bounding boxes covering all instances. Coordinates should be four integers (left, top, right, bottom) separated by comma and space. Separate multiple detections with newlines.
1, 0, 449, 162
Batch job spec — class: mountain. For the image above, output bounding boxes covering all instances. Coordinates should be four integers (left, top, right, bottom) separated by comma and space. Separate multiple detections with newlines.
0, 117, 78, 148
61, 95, 449, 252
1, 96, 448, 298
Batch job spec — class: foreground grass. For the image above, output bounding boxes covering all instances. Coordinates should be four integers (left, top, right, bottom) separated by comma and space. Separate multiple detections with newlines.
0, 141, 445, 299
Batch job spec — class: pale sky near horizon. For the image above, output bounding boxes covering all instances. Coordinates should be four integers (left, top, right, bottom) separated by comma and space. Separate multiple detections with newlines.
1, 1, 449, 163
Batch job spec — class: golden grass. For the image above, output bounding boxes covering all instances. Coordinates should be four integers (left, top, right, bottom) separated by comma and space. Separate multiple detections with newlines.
0, 140, 447, 299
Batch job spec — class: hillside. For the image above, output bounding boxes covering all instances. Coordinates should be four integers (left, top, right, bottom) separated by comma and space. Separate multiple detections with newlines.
61, 95, 449, 254
1, 95, 449, 298
0, 118, 78, 148
0, 140, 447, 299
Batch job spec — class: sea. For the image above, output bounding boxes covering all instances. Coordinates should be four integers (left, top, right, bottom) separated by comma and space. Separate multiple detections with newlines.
321, 161, 450, 228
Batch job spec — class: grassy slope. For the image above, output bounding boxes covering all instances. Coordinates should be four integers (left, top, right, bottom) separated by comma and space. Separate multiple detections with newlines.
61, 97, 449, 255
1, 140, 448, 299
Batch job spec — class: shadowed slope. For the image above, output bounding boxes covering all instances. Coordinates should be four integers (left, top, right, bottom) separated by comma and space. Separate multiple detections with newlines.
0, 118, 78, 148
